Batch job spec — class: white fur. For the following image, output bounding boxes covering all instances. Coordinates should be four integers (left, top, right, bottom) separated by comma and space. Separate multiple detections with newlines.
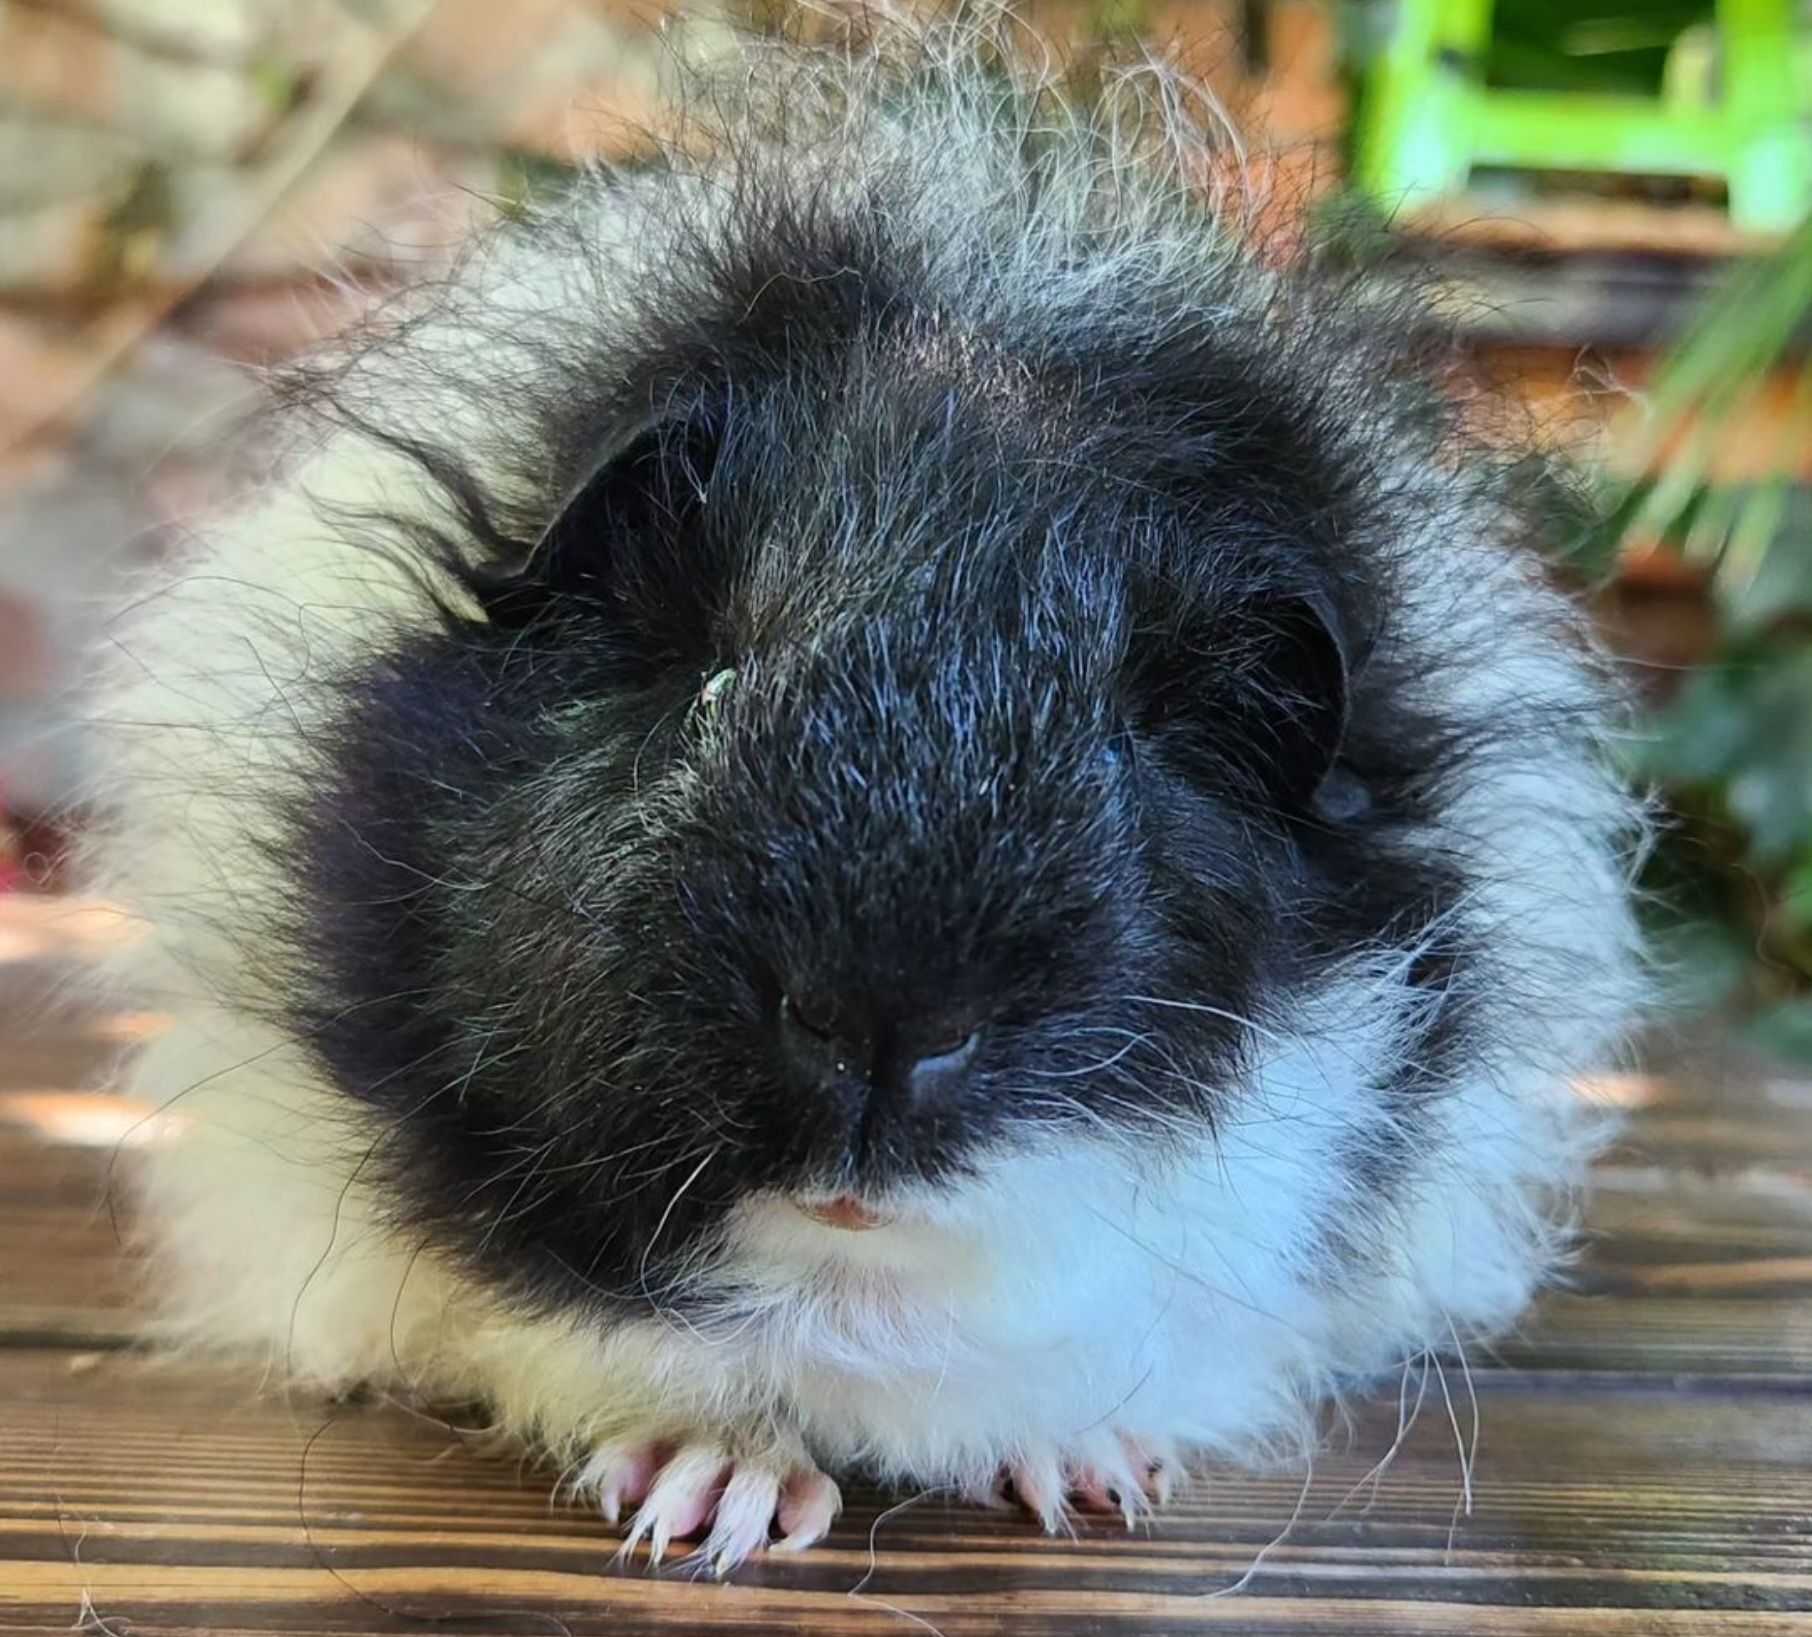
86, 28, 1641, 1567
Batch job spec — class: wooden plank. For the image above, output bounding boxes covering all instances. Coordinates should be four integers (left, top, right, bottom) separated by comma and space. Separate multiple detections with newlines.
0, 1134, 139, 1346
3, 1349, 1812, 1634
0, 896, 155, 1345
1494, 1054, 1812, 1375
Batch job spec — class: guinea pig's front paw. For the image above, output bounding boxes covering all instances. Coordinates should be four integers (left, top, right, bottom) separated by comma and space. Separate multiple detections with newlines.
575, 1437, 841, 1574
985, 1433, 1181, 1533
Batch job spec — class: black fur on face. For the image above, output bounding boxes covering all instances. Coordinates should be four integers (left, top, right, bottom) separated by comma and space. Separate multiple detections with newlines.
282, 148, 1486, 1324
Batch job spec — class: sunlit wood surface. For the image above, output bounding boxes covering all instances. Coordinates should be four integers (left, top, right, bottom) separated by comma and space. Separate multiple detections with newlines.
4, 894, 1811, 1634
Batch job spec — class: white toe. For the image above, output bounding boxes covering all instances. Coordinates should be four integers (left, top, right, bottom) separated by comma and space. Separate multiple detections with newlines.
701, 1462, 783, 1574
1010, 1452, 1071, 1533
774, 1467, 842, 1551
622, 1443, 728, 1566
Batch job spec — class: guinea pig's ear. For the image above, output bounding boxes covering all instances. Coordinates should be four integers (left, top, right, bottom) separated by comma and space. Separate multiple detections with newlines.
474, 410, 722, 637
1245, 588, 1354, 809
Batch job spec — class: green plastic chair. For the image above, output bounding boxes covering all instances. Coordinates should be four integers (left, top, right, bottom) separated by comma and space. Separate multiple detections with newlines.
1355, 0, 1812, 230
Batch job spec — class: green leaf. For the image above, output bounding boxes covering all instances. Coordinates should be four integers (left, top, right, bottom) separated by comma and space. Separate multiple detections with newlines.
1783, 855, 1812, 933
1740, 998, 1812, 1065
1718, 488, 1812, 630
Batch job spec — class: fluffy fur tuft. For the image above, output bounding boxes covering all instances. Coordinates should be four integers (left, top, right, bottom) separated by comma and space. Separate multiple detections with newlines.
88, 17, 1642, 1569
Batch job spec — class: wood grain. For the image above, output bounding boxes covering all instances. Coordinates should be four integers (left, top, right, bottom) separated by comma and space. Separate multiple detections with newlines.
4, 899, 1812, 1632
6, 1349, 1812, 1632
0, 1136, 140, 1346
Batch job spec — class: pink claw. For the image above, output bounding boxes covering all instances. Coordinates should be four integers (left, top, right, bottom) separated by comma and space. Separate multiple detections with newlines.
997, 1434, 1181, 1533
600, 1441, 842, 1573
595, 1446, 661, 1525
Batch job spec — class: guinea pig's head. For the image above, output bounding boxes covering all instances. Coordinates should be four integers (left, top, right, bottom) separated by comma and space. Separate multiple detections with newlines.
290, 210, 1476, 1324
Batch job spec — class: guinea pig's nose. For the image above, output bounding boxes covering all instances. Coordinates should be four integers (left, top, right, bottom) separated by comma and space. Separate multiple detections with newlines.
891, 1027, 981, 1106
778, 991, 874, 1094
778, 992, 980, 1106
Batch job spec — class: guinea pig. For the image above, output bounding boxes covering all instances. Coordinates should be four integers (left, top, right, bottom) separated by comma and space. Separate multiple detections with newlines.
90, 20, 1642, 1574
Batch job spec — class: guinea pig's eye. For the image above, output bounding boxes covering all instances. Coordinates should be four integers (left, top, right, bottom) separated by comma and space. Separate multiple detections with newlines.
1311, 762, 1372, 823
473, 409, 731, 680
1135, 591, 1353, 812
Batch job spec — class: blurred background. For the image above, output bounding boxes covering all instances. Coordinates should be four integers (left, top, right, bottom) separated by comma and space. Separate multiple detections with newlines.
0, 0, 1807, 1052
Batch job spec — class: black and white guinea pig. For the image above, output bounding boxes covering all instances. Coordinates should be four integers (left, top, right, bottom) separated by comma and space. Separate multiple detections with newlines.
92, 22, 1641, 1573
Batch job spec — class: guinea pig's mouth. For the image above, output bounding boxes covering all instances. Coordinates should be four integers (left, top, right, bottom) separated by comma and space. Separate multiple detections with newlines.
789, 1193, 892, 1231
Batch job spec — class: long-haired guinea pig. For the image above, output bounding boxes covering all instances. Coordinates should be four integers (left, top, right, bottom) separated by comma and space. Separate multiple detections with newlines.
90, 20, 1641, 1572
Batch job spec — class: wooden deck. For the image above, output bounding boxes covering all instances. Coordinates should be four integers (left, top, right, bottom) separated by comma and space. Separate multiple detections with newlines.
3, 894, 1811, 1634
